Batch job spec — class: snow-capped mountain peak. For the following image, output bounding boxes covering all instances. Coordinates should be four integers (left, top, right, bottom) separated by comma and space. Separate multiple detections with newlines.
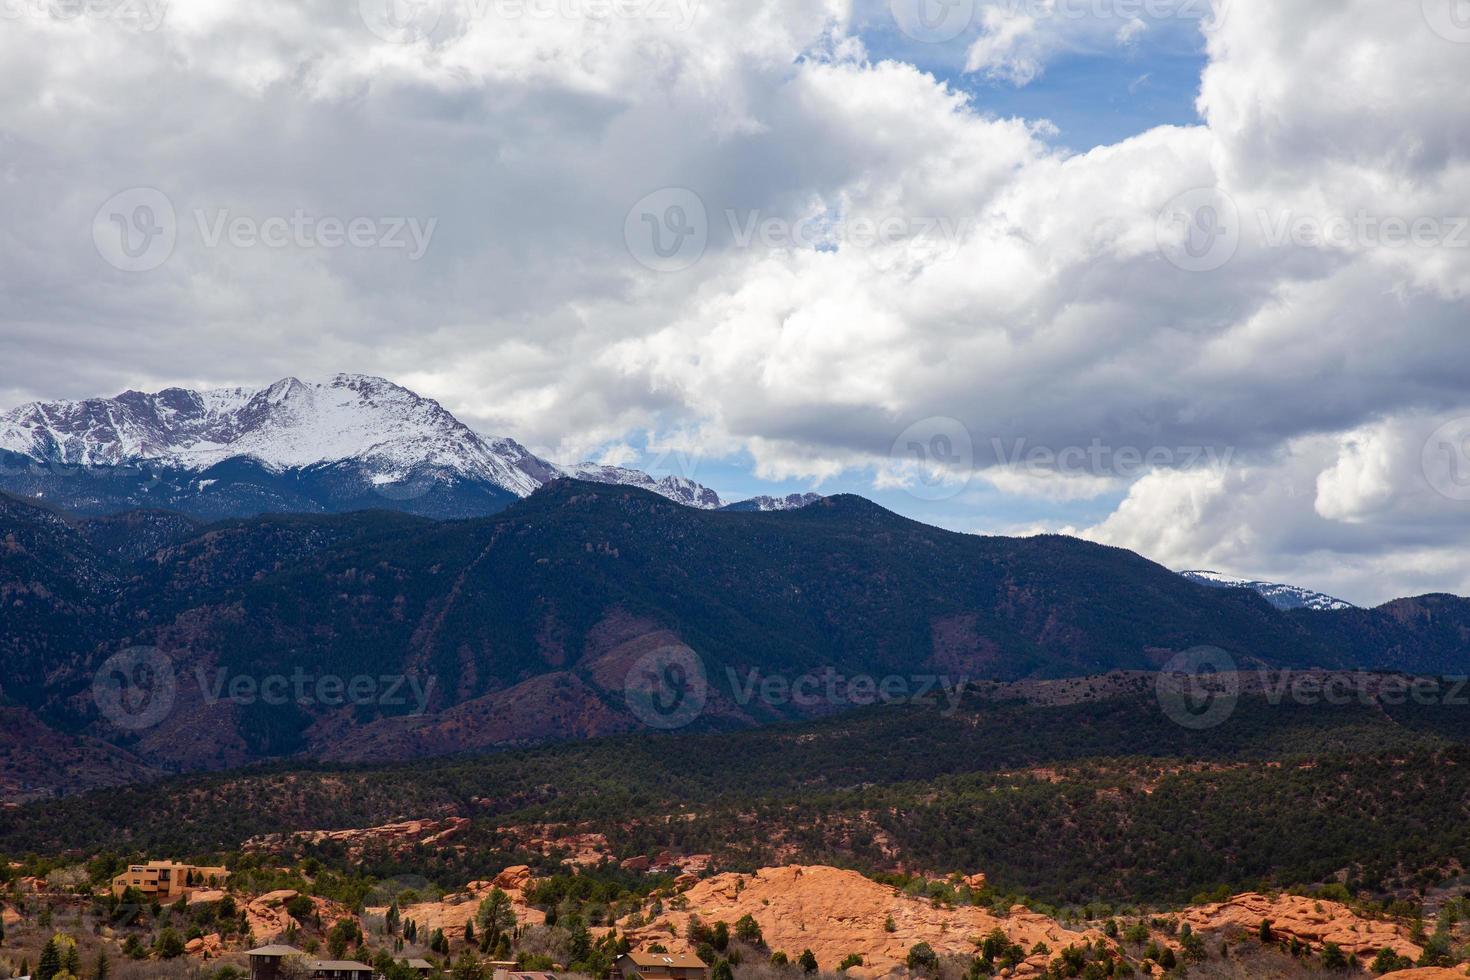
1178, 570, 1356, 611
0, 374, 550, 495
0, 376, 733, 510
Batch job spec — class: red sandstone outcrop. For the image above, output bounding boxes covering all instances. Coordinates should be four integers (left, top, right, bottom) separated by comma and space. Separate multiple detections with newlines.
1378, 970, 1469, 980
1180, 892, 1421, 963
243, 817, 469, 856
621, 865, 1109, 978
371, 866, 546, 944
184, 933, 224, 958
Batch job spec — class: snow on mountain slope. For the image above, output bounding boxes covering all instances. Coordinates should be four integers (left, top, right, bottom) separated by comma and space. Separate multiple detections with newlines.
0, 375, 730, 509
563, 462, 723, 509
0, 375, 545, 496
1179, 570, 1356, 611
721, 493, 824, 512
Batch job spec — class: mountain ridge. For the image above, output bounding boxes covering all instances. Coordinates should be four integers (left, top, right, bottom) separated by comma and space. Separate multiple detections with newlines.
0, 375, 814, 516
1179, 569, 1356, 611
2, 481, 1469, 801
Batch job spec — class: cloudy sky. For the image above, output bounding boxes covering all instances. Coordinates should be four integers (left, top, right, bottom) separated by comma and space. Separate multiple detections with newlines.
2, 0, 1469, 605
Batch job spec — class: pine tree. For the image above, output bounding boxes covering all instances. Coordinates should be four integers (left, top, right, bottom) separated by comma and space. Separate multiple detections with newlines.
96, 948, 112, 980
36, 936, 61, 980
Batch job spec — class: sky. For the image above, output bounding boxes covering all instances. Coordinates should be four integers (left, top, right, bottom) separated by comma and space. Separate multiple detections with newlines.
1, 0, 1469, 606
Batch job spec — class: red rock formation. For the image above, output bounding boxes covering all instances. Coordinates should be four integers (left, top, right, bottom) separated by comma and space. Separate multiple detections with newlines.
1179, 892, 1420, 963
620, 865, 1110, 978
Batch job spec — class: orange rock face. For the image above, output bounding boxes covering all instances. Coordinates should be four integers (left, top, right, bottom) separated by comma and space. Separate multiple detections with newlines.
184, 933, 224, 958
1179, 892, 1421, 963
1378, 970, 1470, 980
622, 865, 1109, 977
374, 868, 546, 945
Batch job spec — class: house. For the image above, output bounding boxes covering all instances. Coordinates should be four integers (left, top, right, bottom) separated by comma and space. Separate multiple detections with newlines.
613, 950, 709, 980
404, 958, 435, 977
110, 860, 229, 899
245, 944, 302, 980
244, 945, 373, 980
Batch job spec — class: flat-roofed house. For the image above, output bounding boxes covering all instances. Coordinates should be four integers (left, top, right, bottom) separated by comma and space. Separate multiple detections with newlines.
613, 950, 709, 980
110, 860, 229, 899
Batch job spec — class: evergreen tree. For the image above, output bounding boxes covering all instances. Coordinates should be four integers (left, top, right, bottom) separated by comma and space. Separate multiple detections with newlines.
96, 948, 112, 980
36, 936, 61, 980
799, 949, 819, 973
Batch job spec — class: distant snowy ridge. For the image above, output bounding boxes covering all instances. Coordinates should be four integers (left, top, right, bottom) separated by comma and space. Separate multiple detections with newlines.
720, 493, 824, 512
1179, 570, 1356, 611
